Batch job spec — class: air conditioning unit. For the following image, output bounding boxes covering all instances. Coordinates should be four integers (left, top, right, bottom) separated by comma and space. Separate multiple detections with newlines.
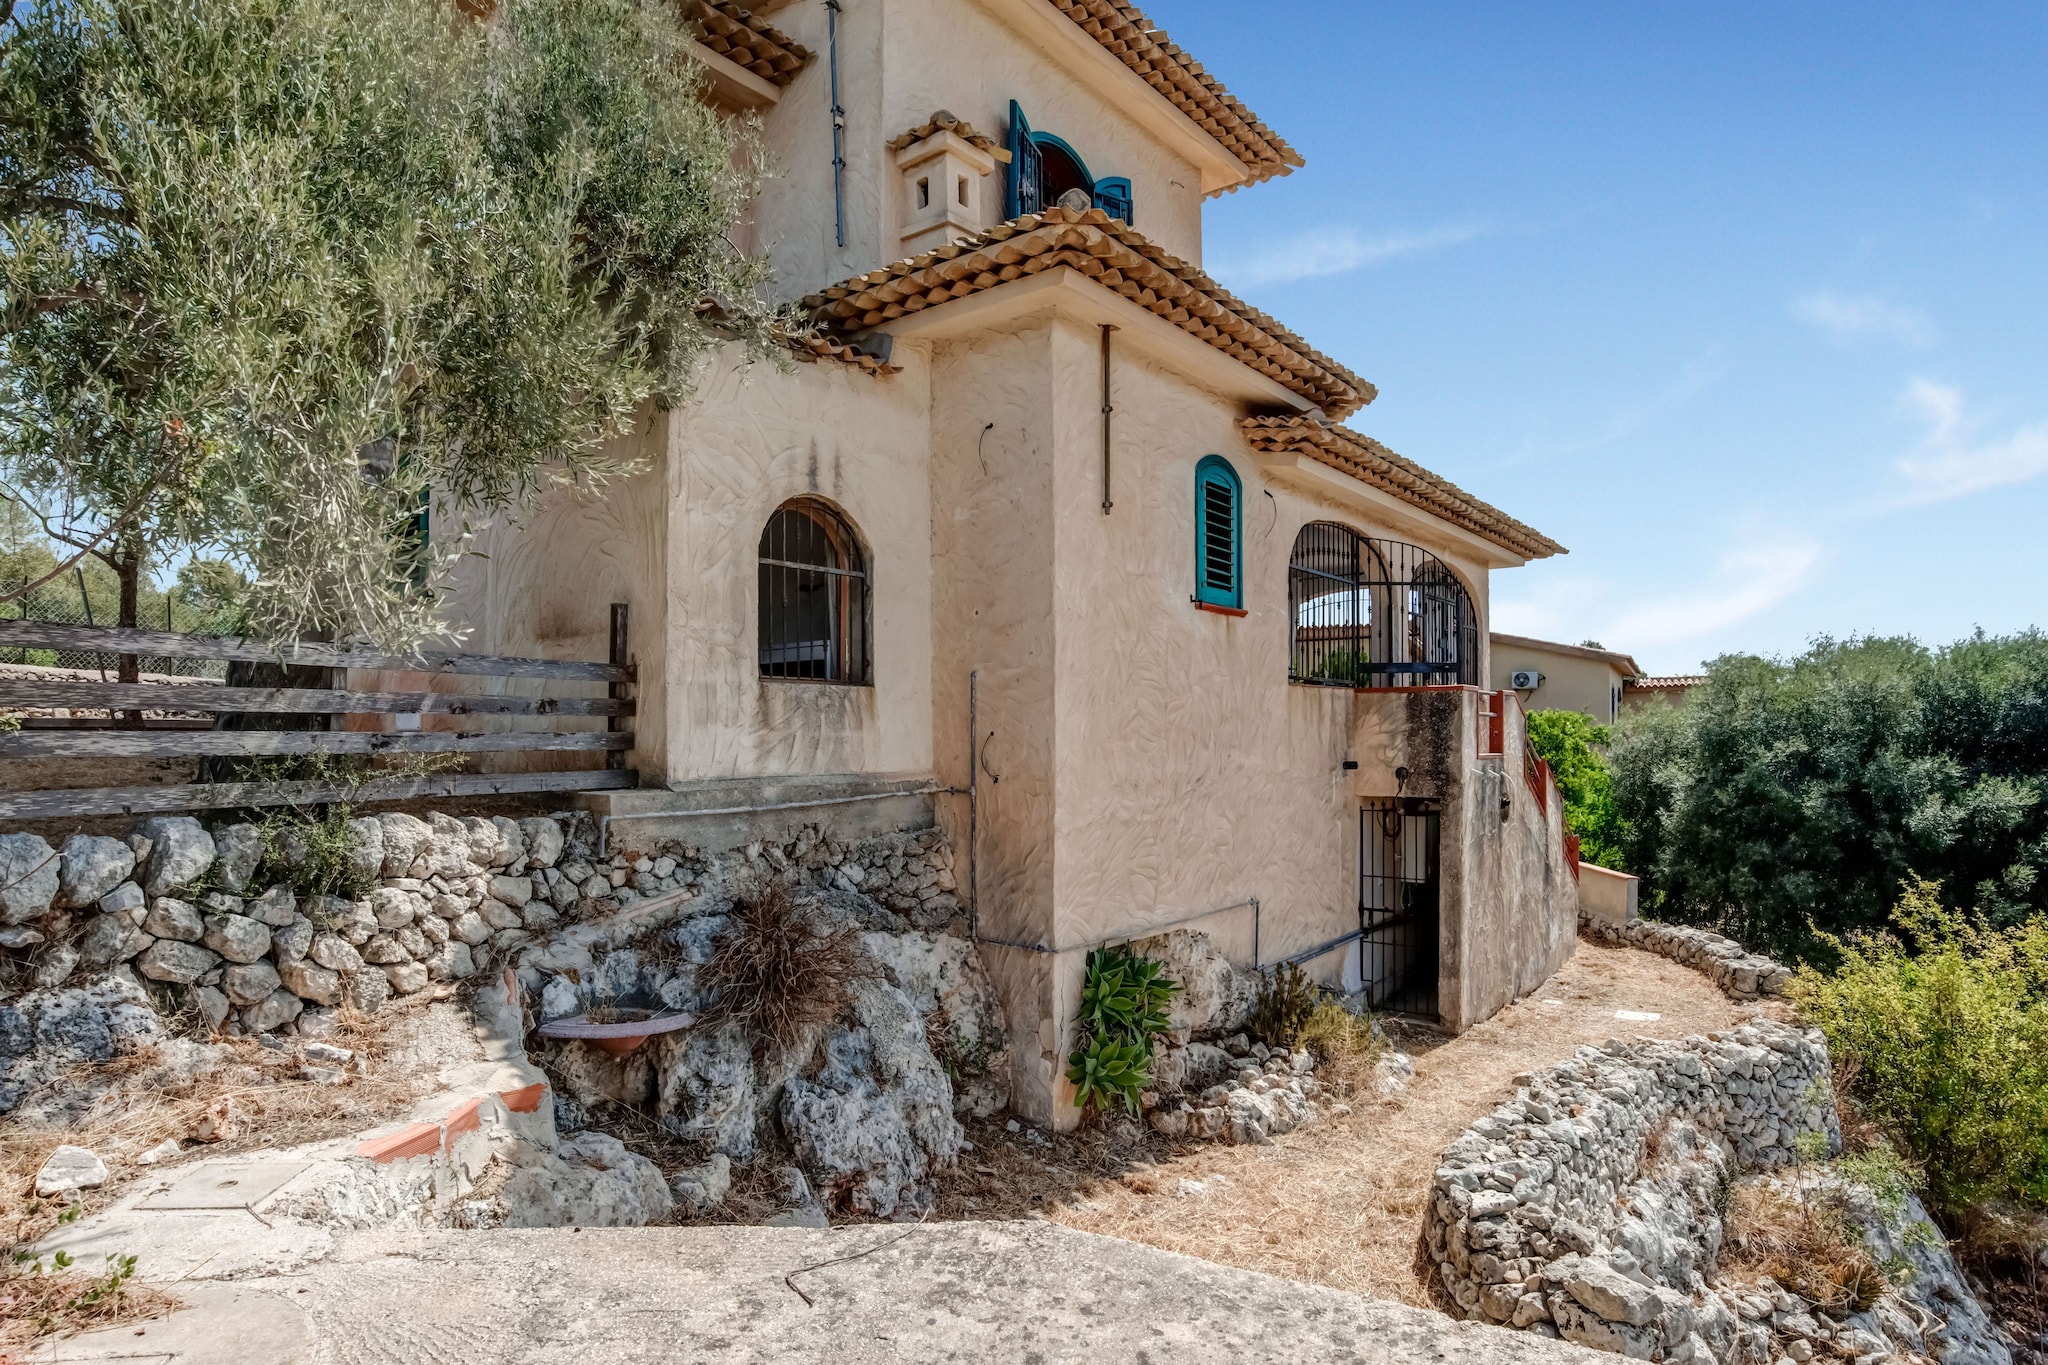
1510, 670, 1542, 690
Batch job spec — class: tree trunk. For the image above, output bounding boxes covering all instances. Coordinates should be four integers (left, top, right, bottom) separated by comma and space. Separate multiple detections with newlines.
114, 543, 142, 729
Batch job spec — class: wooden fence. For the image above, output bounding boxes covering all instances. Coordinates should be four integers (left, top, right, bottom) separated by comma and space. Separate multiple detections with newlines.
0, 610, 635, 819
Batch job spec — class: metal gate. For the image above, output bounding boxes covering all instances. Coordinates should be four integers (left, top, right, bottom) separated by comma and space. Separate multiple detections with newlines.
1359, 799, 1441, 1019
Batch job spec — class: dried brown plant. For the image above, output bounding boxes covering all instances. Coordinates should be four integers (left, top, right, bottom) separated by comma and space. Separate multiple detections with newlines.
1721, 1178, 1889, 1314
699, 880, 863, 1060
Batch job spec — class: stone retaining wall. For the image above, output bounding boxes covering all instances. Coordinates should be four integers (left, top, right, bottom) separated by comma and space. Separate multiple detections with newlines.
1580, 915, 1792, 1001
1426, 1020, 1838, 1359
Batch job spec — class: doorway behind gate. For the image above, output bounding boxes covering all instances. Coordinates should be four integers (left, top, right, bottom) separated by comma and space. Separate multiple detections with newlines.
1345, 798, 1441, 1020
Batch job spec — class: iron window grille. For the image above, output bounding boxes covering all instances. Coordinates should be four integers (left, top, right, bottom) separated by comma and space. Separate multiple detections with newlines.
1288, 524, 1478, 687
758, 500, 870, 684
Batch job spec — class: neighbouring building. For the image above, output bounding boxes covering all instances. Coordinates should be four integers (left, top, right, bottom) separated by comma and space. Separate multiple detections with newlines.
431, 0, 1581, 1127
1622, 675, 1706, 711
1489, 634, 1644, 725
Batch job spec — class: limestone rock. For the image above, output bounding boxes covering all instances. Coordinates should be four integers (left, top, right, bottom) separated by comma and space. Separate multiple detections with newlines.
133, 817, 215, 896
520, 817, 564, 869
96, 881, 146, 917
241, 988, 303, 1034
377, 813, 432, 878
310, 932, 364, 973
271, 917, 314, 965
222, 960, 284, 1008
1130, 928, 1255, 1038
77, 912, 150, 967
202, 913, 272, 964
193, 986, 231, 1030
361, 934, 409, 965
383, 961, 429, 995
500, 1133, 674, 1228
210, 824, 264, 894
143, 897, 204, 942
366, 887, 419, 930
345, 817, 385, 883
138, 938, 221, 984
652, 1021, 760, 1159
0, 833, 60, 925
450, 911, 492, 946
671, 1152, 733, 1212
245, 886, 298, 927
489, 874, 533, 908
489, 816, 527, 870
57, 835, 134, 909
279, 959, 342, 1006
31, 944, 79, 988
859, 927, 1010, 1117
779, 977, 961, 1217
35, 1144, 108, 1198
1566, 1261, 1659, 1326
343, 968, 391, 1015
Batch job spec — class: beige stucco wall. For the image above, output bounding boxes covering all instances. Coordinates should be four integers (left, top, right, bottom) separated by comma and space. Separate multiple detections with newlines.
1490, 637, 1631, 724
1578, 862, 1639, 926
748, 0, 1210, 304
441, 345, 935, 790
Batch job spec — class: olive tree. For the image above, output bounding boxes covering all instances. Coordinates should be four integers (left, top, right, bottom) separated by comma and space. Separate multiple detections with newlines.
0, 0, 779, 652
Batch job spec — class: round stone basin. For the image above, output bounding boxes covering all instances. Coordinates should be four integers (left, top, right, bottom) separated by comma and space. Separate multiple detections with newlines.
536, 1008, 695, 1057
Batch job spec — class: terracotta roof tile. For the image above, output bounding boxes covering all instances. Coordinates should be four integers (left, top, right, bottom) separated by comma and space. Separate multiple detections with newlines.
781, 328, 899, 376
803, 206, 1371, 418
1238, 416, 1565, 561
887, 111, 1012, 163
691, 0, 812, 87
1626, 675, 1706, 689
1046, 0, 1301, 192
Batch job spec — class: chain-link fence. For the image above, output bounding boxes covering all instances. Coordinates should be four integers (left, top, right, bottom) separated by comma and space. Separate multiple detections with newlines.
1, 569, 229, 678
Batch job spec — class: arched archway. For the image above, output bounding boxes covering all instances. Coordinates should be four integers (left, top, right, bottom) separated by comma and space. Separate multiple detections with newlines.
758, 498, 870, 684
1287, 524, 1477, 687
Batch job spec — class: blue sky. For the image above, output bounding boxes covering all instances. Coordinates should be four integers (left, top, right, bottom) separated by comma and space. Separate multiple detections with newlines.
1147, 2, 2048, 675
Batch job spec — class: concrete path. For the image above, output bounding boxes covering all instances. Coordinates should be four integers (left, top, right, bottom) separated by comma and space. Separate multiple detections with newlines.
35, 1221, 1604, 1365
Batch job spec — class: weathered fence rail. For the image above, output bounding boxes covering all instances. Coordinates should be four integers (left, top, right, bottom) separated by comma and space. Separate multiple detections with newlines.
0, 613, 637, 819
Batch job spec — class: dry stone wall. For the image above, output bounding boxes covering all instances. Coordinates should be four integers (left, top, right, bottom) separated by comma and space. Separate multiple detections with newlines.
1580, 916, 1791, 1002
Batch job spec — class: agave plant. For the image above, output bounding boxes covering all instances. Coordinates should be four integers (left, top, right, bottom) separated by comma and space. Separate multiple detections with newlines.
1065, 1033, 1154, 1115
1067, 945, 1181, 1116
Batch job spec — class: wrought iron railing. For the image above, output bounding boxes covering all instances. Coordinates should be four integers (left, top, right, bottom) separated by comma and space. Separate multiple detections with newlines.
1288, 524, 1478, 688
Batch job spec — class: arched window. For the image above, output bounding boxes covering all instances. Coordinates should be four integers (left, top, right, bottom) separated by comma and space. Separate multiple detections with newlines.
1288, 524, 1476, 687
758, 500, 870, 684
1194, 456, 1243, 610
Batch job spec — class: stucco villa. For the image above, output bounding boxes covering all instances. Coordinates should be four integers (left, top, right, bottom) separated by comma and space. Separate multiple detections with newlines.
1490, 634, 1644, 725
435, 0, 1581, 1126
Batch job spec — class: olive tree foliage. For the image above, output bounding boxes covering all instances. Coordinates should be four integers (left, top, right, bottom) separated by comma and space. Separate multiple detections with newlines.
1611, 633, 2048, 963
0, 0, 779, 648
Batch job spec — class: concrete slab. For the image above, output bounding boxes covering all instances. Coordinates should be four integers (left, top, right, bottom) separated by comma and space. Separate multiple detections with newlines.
272, 1221, 1605, 1365
135, 1161, 309, 1211
29, 1281, 312, 1365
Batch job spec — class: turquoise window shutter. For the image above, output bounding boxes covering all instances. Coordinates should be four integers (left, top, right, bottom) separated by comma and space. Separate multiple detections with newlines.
1091, 176, 1133, 225
1006, 101, 1040, 218
1194, 456, 1243, 609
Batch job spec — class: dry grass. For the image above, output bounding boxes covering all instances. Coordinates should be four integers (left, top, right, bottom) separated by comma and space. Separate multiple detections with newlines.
1720, 1177, 1889, 1313
1, 992, 455, 1251
964, 940, 1779, 1306
700, 879, 862, 1059
0, 1255, 179, 1352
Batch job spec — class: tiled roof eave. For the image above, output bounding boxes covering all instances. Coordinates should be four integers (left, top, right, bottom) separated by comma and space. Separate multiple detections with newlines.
1239, 416, 1565, 562
802, 207, 1372, 419
1046, 0, 1301, 190
692, 0, 813, 88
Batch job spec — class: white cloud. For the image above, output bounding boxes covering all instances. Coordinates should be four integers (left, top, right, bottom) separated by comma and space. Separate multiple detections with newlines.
1893, 378, 2048, 504
1602, 542, 1821, 649
1492, 539, 1821, 662
1790, 291, 1937, 346
1215, 223, 1489, 289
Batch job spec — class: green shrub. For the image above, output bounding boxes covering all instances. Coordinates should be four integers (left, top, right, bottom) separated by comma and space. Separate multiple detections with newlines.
1250, 961, 1320, 1050
1065, 946, 1179, 1116
254, 805, 373, 902
1792, 879, 2048, 1217
1525, 708, 1626, 870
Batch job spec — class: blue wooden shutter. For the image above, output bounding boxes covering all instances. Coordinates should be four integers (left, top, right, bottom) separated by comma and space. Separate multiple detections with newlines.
1091, 176, 1133, 225
1006, 101, 1041, 218
1194, 456, 1243, 609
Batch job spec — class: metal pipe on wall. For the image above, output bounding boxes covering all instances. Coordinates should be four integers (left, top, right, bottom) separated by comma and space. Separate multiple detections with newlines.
825, 0, 846, 250
1099, 324, 1117, 514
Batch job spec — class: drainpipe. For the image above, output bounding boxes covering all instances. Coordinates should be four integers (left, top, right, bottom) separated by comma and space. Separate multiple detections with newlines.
1100, 324, 1117, 514
968, 668, 981, 939
826, 0, 846, 250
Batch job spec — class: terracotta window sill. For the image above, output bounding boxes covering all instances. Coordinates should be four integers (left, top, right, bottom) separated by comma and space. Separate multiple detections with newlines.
1194, 601, 1248, 618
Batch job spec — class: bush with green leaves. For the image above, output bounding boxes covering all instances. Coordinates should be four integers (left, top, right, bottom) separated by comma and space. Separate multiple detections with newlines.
1525, 708, 1626, 870
1065, 946, 1179, 1116
253, 805, 373, 903
1249, 960, 1319, 1050
1792, 879, 2048, 1218
1608, 631, 2048, 961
